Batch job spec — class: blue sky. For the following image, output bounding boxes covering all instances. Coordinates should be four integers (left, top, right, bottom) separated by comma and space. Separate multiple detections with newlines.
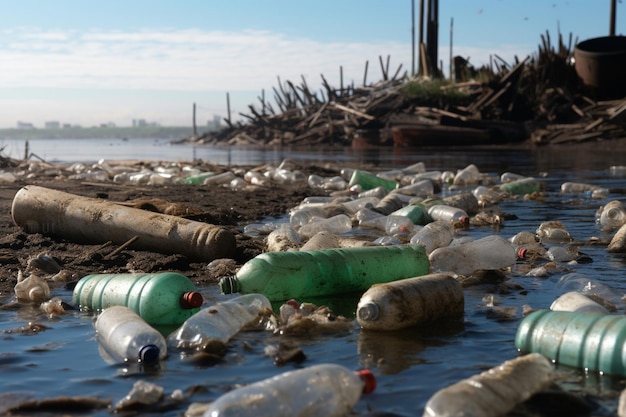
0, 0, 620, 128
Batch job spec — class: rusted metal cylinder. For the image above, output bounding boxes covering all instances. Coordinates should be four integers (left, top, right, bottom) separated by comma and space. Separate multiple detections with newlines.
11, 185, 236, 261
574, 36, 626, 99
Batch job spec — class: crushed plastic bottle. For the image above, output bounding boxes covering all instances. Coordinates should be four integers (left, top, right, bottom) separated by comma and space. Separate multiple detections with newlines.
220, 244, 430, 301
357, 273, 464, 331
429, 235, 517, 276
423, 353, 553, 417
596, 200, 626, 231
167, 293, 272, 353
95, 305, 167, 364
200, 363, 376, 417
14, 271, 50, 303
410, 220, 454, 254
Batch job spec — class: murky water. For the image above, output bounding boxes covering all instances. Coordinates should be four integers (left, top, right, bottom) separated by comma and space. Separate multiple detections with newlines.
2, 138, 626, 416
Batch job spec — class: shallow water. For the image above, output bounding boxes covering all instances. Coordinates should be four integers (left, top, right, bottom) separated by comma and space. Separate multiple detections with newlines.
2, 138, 626, 416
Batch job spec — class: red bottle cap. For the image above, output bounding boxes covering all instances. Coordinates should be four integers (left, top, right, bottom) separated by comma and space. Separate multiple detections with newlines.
180, 291, 203, 309
517, 247, 527, 259
356, 369, 376, 394
286, 299, 299, 309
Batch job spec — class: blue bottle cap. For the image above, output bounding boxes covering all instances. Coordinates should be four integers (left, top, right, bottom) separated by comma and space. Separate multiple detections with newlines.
139, 344, 160, 363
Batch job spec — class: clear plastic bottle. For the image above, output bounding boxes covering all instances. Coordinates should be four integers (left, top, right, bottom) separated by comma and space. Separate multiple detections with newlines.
72, 272, 204, 326
201, 363, 376, 417
396, 180, 434, 197
442, 192, 479, 216
14, 272, 50, 303
357, 273, 463, 331
516, 309, 626, 375
429, 235, 517, 276
373, 192, 406, 215
535, 221, 572, 243
220, 244, 430, 301
596, 200, 626, 231
427, 204, 469, 226
422, 353, 553, 417
167, 293, 271, 353
550, 291, 610, 315
546, 245, 579, 262
297, 214, 352, 238
95, 305, 167, 364
203, 171, 236, 186
289, 205, 328, 227
452, 164, 481, 186
609, 223, 626, 253
410, 220, 454, 254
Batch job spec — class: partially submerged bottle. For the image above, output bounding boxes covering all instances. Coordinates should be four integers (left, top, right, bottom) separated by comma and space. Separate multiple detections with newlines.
429, 235, 517, 276
95, 305, 167, 364
550, 291, 610, 315
357, 273, 464, 331
14, 272, 50, 303
220, 245, 430, 302
427, 205, 469, 227
499, 177, 543, 195
516, 309, 626, 376
167, 293, 272, 353
422, 353, 553, 417
73, 272, 203, 326
201, 363, 376, 417
348, 169, 398, 192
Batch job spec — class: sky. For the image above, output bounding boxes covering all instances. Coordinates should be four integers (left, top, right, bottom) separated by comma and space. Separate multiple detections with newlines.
0, 0, 621, 129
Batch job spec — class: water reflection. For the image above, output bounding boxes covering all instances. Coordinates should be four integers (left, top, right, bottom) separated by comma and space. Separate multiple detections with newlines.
357, 322, 464, 375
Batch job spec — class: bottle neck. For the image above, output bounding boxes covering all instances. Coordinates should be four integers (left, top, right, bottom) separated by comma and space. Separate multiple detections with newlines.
219, 276, 239, 294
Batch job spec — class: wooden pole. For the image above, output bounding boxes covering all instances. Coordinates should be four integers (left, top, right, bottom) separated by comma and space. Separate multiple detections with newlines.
449, 17, 454, 82
419, 0, 425, 75
363, 60, 369, 86
226, 92, 232, 126
192, 102, 198, 138
412, 0, 416, 76
610, 0, 616, 36
340, 65, 344, 97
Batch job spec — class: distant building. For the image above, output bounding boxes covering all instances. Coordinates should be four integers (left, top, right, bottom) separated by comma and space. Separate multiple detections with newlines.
207, 114, 221, 131
45, 121, 60, 129
62, 123, 72, 128
133, 119, 147, 127
17, 121, 34, 129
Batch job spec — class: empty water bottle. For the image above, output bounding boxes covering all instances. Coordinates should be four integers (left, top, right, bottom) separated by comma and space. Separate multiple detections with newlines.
427, 205, 469, 227
410, 220, 454, 254
357, 273, 464, 331
516, 309, 626, 375
429, 235, 517, 276
95, 305, 167, 364
73, 272, 203, 326
423, 353, 553, 417
220, 244, 430, 301
167, 293, 272, 353
596, 200, 626, 231
200, 363, 376, 417
297, 214, 352, 238
14, 271, 50, 303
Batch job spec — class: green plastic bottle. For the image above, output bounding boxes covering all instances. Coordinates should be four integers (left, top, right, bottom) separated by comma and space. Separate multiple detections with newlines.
515, 309, 626, 376
390, 204, 429, 225
348, 170, 398, 192
220, 245, 430, 302
499, 177, 543, 195
184, 171, 215, 185
73, 272, 203, 326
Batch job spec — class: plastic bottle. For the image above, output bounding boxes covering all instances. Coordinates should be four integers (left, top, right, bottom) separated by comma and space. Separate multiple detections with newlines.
550, 291, 610, 315
546, 245, 579, 262
14, 272, 50, 303
609, 223, 626, 252
410, 220, 454, 254
220, 244, 430, 301
535, 221, 572, 243
95, 305, 167, 364
396, 180, 434, 197
597, 200, 626, 231
500, 172, 526, 183
452, 164, 481, 185
11, 185, 236, 262
357, 273, 464, 331
297, 214, 352, 238
348, 170, 398, 192
515, 309, 626, 376
184, 171, 215, 185
429, 235, 517, 276
427, 204, 469, 226
422, 353, 553, 417
373, 192, 406, 215
390, 203, 429, 225
72, 272, 203, 326
167, 293, 272, 353
499, 177, 543, 195
442, 192, 479, 215
201, 363, 376, 417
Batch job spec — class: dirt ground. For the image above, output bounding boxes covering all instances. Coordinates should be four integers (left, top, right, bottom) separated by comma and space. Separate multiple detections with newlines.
0, 160, 346, 297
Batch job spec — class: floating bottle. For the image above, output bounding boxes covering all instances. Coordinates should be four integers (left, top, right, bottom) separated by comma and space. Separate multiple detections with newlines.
297, 214, 352, 238
167, 293, 272, 353
422, 353, 553, 417
95, 305, 167, 364
220, 245, 430, 302
550, 291, 610, 315
200, 363, 376, 417
499, 177, 543, 195
348, 170, 398, 192
515, 309, 626, 376
410, 220, 454, 254
427, 204, 469, 226
357, 273, 464, 331
442, 192, 479, 215
452, 164, 481, 185
73, 272, 203, 326
14, 271, 50, 303
429, 235, 517, 276
596, 200, 626, 231
390, 203, 429, 225
11, 185, 236, 262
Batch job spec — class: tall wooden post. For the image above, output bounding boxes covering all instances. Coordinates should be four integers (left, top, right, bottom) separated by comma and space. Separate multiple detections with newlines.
412, 0, 416, 76
418, 0, 425, 75
610, 0, 617, 36
192, 102, 198, 138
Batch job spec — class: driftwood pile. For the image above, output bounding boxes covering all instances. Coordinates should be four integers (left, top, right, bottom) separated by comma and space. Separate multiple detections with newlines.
190, 32, 626, 148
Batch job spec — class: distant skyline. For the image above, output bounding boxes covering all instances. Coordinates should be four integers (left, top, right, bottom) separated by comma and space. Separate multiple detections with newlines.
0, 0, 621, 128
